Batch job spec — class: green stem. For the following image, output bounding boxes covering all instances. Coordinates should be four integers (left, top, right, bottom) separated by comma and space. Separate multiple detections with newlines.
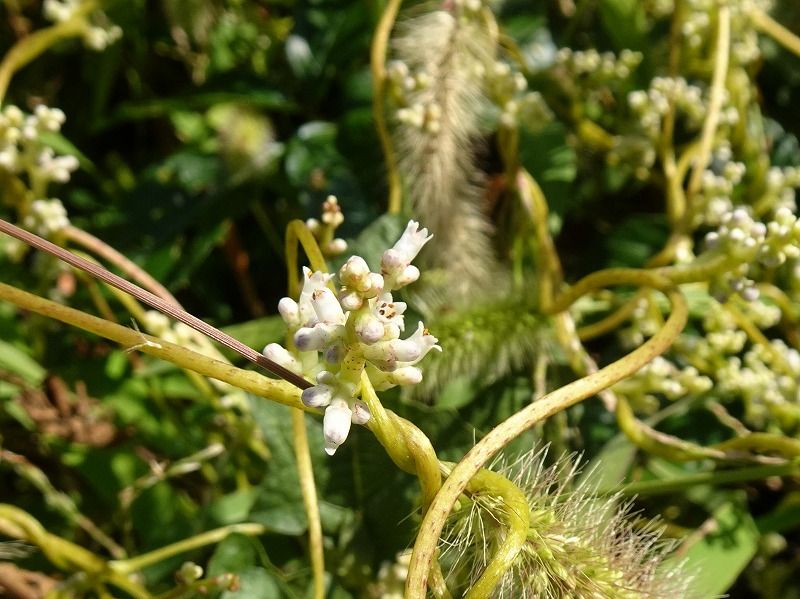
112, 523, 266, 575
685, 4, 731, 202
0, 282, 305, 410
462, 469, 529, 599
284, 219, 328, 599
613, 460, 800, 496
0, 2, 96, 104
370, 0, 404, 214
753, 9, 800, 59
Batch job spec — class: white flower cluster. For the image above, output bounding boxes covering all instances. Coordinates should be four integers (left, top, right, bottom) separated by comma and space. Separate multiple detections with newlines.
368, 550, 412, 599
485, 61, 552, 130
693, 146, 747, 227
142, 311, 246, 404
555, 48, 642, 82
613, 356, 713, 413
716, 340, 800, 429
702, 206, 800, 300
21, 199, 70, 237
628, 77, 706, 141
652, 292, 798, 431
0, 105, 78, 243
264, 221, 441, 455
388, 60, 444, 134
43, 0, 122, 50
680, 0, 772, 64
763, 166, 800, 214
0, 105, 78, 182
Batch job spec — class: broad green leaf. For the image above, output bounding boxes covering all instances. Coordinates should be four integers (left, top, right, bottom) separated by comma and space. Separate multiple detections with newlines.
676, 495, 760, 598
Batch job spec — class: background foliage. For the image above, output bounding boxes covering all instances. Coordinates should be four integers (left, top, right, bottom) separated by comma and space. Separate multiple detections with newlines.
2, 0, 800, 597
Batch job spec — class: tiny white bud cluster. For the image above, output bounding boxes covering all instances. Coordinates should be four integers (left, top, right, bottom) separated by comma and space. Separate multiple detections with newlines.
555, 48, 642, 82
628, 77, 706, 141
693, 148, 747, 227
305, 195, 348, 257
0, 105, 83, 242
613, 356, 713, 412
21, 199, 70, 237
680, 0, 772, 64
43, 0, 122, 50
0, 105, 76, 178
485, 60, 553, 130
269, 221, 440, 456
141, 310, 245, 403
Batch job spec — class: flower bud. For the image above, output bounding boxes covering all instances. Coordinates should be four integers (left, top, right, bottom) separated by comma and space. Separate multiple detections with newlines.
390, 366, 423, 386
262, 343, 302, 374
278, 297, 301, 328
311, 288, 345, 325
302, 384, 333, 408
323, 399, 353, 455
355, 312, 385, 344
294, 323, 341, 351
351, 400, 371, 424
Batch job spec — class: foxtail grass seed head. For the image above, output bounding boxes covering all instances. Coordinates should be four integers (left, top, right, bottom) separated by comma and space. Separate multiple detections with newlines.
440, 449, 694, 598
268, 220, 441, 455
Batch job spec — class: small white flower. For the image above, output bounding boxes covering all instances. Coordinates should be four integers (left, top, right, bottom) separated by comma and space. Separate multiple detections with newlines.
310, 288, 345, 325
323, 399, 353, 455
262, 343, 303, 375
294, 322, 343, 351
351, 400, 371, 425
381, 221, 432, 289
277, 297, 301, 328
354, 311, 385, 344
399, 322, 442, 365
302, 384, 334, 408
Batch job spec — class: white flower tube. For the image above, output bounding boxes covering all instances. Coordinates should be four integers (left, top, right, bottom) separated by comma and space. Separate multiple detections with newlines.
323, 399, 353, 455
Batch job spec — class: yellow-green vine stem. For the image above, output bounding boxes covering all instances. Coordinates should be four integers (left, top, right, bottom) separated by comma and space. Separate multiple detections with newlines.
753, 9, 800, 59
285, 219, 328, 599
0, 1, 96, 104
111, 523, 266, 575
406, 286, 688, 598
0, 282, 305, 410
0, 504, 150, 599
370, 0, 404, 214
685, 4, 731, 202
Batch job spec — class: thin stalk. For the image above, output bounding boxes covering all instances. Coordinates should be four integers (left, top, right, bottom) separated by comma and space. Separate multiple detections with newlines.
0, 282, 305, 410
112, 523, 266, 575
0, 504, 150, 599
685, 4, 731, 200
285, 219, 327, 599
370, 0, 404, 214
753, 9, 800, 59
0, 218, 311, 389
64, 225, 181, 307
613, 460, 800, 497
0, 2, 95, 104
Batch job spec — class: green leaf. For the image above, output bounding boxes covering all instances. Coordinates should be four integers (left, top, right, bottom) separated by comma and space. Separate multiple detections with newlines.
247, 398, 311, 536
598, 0, 647, 51
207, 533, 259, 576
221, 567, 281, 598
676, 495, 760, 597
